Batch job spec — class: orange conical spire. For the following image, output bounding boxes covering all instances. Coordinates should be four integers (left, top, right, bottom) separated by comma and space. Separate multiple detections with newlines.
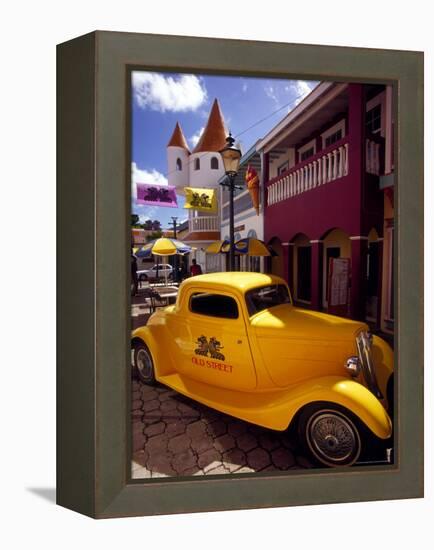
193, 99, 228, 154
167, 122, 190, 152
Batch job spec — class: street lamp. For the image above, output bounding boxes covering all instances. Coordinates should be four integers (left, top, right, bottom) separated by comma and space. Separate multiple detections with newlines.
219, 133, 242, 271
171, 216, 178, 283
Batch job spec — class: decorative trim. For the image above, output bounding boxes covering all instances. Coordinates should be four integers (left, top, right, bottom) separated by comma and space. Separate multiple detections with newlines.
349, 236, 369, 240
310, 239, 324, 244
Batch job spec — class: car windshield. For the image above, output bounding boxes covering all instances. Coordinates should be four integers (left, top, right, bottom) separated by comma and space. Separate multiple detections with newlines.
245, 284, 291, 316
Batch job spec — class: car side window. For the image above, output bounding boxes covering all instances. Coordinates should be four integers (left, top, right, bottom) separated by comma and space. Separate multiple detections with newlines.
189, 292, 239, 319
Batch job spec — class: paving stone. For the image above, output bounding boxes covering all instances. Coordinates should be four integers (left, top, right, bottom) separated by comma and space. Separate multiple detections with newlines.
214, 433, 236, 451
207, 420, 227, 437
227, 421, 248, 437
177, 402, 200, 416
271, 447, 296, 469
179, 465, 201, 476
197, 449, 222, 471
172, 448, 197, 473
186, 420, 207, 437
236, 433, 258, 452
143, 411, 163, 424
131, 399, 142, 411
142, 399, 160, 412
160, 400, 178, 412
158, 390, 178, 402
147, 453, 174, 475
246, 447, 271, 470
132, 421, 145, 434
258, 433, 282, 452
132, 433, 147, 453
141, 385, 158, 396
165, 420, 187, 437
168, 434, 191, 454
144, 421, 166, 437
145, 433, 169, 454
222, 448, 247, 471
190, 434, 214, 454
132, 390, 141, 401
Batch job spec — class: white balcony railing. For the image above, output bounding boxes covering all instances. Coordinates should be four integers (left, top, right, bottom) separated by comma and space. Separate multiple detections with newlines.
188, 216, 219, 233
267, 142, 349, 206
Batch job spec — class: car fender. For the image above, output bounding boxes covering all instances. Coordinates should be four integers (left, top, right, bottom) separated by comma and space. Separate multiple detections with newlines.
284, 376, 392, 439
131, 325, 175, 377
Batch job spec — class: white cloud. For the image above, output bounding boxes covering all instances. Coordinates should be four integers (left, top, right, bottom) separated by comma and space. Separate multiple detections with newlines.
264, 83, 279, 107
189, 127, 204, 148
292, 80, 318, 106
131, 162, 168, 202
132, 72, 207, 112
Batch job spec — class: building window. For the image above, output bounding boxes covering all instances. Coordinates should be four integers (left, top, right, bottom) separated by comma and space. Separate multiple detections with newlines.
176, 158, 182, 171
366, 104, 382, 134
211, 157, 219, 170
297, 246, 312, 301
325, 129, 342, 148
278, 161, 289, 175
300, 147, 314, 162
194, 158, 200, 170
189, 292, 239, 319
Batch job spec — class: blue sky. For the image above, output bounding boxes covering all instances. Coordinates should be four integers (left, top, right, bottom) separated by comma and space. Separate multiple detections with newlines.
131, 72, 318, 229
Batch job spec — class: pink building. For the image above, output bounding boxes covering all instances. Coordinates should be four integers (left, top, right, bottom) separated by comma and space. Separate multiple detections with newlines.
258, 82, 394, 334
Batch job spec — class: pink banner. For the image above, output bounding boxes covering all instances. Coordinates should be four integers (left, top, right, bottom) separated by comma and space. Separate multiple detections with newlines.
136, 183, 178, 208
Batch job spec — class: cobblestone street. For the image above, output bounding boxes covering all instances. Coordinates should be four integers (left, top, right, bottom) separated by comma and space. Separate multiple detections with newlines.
131, 377, 314, 479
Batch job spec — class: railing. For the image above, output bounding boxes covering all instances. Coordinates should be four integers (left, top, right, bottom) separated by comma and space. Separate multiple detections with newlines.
188, 216, 219, 232
267, 138, 349, 206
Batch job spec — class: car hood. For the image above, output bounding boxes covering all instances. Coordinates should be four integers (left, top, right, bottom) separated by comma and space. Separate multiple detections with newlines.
251, 305, 366, 340
250, 305, 368, 388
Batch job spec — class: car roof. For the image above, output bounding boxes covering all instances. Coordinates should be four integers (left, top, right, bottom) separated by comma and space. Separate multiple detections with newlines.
181, 272, 286, 293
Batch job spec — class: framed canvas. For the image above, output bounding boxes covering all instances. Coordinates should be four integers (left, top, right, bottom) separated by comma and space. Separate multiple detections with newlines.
57, 31, 423, 518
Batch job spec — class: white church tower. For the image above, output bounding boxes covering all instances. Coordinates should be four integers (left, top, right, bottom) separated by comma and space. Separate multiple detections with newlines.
167, 99, 228, 272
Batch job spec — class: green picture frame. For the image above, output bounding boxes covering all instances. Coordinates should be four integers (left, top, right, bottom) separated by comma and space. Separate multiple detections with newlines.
57, 31, 423, 518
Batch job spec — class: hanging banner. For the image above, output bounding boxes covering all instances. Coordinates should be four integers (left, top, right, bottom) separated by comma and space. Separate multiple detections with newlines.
245, 165, 260, 215
136, 183, 178, 208
183, 187, 217, 213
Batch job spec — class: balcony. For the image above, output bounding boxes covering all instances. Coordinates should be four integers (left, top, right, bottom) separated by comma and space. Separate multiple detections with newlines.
267, 138, 349, 206
188, 215, 219, 233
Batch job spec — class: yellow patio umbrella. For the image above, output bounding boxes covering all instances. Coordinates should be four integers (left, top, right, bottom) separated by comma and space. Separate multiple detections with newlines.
234, 238, 271, 256
135, 237, 192, 285
206, 238, 270, 256
205, 239, 230, 254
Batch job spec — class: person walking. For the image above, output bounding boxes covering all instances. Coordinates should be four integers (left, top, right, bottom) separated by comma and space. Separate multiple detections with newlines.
189, 259, 203, 277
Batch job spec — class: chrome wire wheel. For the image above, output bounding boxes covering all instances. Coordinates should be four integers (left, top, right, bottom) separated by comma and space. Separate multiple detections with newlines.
133, 343, 155, 384
302, 407, 361, 467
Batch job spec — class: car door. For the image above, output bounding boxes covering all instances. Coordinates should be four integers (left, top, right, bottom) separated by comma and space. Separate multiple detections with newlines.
166, 288, 257, 391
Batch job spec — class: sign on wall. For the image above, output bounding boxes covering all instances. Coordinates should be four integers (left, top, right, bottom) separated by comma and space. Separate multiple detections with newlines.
327, 257, 351, 317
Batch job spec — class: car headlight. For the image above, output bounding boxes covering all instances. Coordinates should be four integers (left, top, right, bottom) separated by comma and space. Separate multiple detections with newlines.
345, 356, 361, 377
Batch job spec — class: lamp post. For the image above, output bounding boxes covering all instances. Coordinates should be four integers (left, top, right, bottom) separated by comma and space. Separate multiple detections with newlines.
219, 133, 242, 271
171, 216, 178, 283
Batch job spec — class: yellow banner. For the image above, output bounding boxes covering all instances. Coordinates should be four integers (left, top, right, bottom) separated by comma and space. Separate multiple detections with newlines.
183, 187, 217, 213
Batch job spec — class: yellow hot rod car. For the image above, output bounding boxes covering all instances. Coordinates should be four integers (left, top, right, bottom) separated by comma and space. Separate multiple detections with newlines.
132, 272, 393, 468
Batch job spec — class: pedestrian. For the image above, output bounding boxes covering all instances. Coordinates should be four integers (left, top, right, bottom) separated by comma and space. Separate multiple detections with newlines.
189, 258, 203, 277
131, 254, 138, 295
